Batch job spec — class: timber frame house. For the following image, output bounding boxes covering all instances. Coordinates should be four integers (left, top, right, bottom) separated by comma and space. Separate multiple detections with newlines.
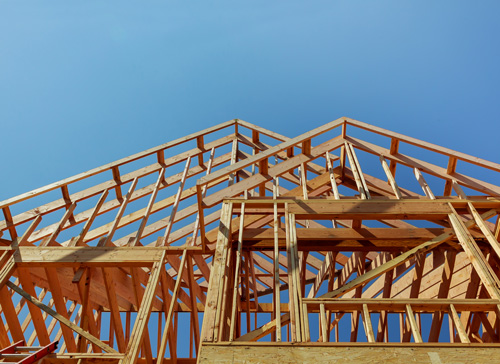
1, 117, 500, 363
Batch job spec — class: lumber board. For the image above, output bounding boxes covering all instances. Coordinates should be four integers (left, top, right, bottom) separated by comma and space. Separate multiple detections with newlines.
302, 298, 500, 312
6, 281, 118, 353
1, 118, 500, 362
199, 344, 500, 363
318, 209, 496, 300
13, 246, 203, 266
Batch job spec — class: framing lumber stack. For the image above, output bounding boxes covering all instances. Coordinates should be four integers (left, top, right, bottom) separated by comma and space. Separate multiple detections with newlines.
1, 118, 500, 363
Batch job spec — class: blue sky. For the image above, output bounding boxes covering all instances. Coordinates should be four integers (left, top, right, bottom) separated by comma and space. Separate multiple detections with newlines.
1, 0, 499, 199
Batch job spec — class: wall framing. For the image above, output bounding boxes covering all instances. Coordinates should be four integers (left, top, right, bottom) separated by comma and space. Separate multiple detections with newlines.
1, 118, 500, 363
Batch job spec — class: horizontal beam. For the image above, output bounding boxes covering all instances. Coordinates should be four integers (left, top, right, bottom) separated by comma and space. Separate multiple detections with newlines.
240, 227, 479, 251
302, 298, 500, 312
11, 246, 204, 267
228, 198, 499, 220
240, 227, 478, 241
289, 200, 454, 220
200, 344, 500, 364
227, 196, 500, 207
44, 356, 195, 364
243, 240, 462, 252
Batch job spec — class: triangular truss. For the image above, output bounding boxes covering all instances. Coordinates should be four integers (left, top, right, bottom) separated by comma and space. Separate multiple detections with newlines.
1, 118, 500, 363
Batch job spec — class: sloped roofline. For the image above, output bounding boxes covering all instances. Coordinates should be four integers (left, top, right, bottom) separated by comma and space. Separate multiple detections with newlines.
2, 117, 499, 210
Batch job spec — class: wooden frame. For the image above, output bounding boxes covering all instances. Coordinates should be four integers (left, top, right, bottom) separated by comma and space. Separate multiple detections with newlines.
0, 118, 499, 363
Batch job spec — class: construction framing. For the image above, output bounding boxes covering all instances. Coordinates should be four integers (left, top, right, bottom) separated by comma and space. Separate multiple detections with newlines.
1, 117, 500, 363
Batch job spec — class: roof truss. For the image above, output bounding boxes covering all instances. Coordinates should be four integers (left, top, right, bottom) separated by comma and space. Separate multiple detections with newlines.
0, 117, 500, 363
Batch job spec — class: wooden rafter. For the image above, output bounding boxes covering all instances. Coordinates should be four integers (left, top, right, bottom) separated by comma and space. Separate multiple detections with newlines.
0, 118, 499, 363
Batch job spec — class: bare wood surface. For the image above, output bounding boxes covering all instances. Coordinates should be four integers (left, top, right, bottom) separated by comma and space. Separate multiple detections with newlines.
6, 281, 117, 353
0, 118, 499, 363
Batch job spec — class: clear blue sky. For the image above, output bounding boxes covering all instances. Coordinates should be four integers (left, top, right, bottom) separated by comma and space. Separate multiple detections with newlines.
1, 1, 499, 199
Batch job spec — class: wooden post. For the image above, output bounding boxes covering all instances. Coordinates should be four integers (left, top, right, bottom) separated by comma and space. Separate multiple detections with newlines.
273, 176, 281, 342
121, 257, 164, 364
389, 138, 399, 177
229, 199, 246, 341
